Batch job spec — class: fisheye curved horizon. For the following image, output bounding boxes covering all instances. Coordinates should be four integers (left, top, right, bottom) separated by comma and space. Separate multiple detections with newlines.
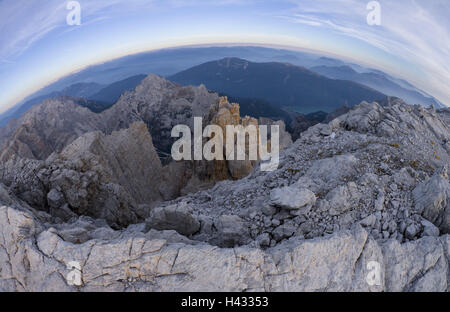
0, 0, 449, 296
0, 0, 449, 113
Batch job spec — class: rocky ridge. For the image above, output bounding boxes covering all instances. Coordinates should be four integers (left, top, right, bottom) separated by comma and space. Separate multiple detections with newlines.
175, 100, 449, 248
0, 75, 449, 291
0, 189, 449, 291
0, 75, 291, 228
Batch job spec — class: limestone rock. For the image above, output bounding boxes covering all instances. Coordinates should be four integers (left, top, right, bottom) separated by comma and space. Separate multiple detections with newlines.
270, 186, 316, 213
324, 182, 361, 216
0, 98, 105, 161
214, 215, 249, 247
305, 154, 359, 185
382, 236, 448, 291
146, 203, 200, 236
421, 219, 440, 237
413, 165, 450, 233
0, 198, 449, 292
0, 77, 449, 292
0, 122, 165, 228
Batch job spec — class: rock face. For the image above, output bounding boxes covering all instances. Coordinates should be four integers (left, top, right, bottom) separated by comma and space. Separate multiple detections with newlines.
0, 74, 449, 292
413, 165, 450, 233
289, 105, 351, 141
147, 203, 200, 236
0, 76, 219, 161
0, 98, 105, 161
0, 76, 292, 201
0, 122, 165, 228
103, 74, 221, 155
0, 200, 449, 292
171, 99, 449, 248
270, 186, 316, 212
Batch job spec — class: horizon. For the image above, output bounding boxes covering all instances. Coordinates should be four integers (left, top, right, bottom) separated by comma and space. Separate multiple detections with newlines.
0, 0, 449, 113
1, 43, 446, 115
2, 42, 405, 111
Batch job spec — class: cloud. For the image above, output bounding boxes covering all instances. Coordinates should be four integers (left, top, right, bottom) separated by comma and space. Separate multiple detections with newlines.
1, 0, 448, 106
0, 0, 257, 61
167, 0, 254, 6
0, 59, 15, 64
0, 0, 159, 60
281, 0, 450, 105
277, 15, 323, 26
0, 1, 66, 59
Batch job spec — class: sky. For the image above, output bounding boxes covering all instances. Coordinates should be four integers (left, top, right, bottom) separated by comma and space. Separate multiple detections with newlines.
0, 0, 449, 113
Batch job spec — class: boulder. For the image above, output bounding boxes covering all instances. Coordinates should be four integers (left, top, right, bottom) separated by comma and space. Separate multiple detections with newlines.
214, 215, 249, 247
147, 203, 200, 236
325, 182, 360, 216
272, 223, 297, 242
421, 219, 440, 237
47, 189, 65, 209
270, 186, 316, 213
413, 165, 450, 233
305, 154, 359, 184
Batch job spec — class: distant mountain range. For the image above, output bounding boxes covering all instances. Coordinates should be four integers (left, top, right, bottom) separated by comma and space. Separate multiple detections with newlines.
0, 82, 105, 126
18, 46, 311, 102
310, 65, 443, 108
169, 58, 386, 113
0, 75, 146, 126
89, 74, 147, 104
221, 95, 293, 123
10, 46, 442, 107
1, 46, 445, 127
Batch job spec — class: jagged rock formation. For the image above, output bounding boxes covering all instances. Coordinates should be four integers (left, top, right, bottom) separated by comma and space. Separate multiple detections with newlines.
0, 75, 218, 161
103, 74, 221, 155
0, 98, 105, 161
199, 97, 292, 181
0, 122, 168, 228
289, 106, 351, 141
0, 75, 449, 291
0, 76, 291, 200
0, 75, 292, 230
170, 100, 449, 250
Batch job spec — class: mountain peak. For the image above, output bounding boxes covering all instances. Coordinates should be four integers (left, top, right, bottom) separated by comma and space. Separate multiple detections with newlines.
169, 58, 385, 113
130, 74, 178, 98
140, 73, 172, 86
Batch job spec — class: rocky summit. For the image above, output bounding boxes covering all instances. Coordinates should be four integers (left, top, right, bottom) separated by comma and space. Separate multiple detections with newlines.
0, 74, 449, 292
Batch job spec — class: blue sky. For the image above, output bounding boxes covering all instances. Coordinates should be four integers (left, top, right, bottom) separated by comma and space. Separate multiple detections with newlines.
0, 0, 449, 113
